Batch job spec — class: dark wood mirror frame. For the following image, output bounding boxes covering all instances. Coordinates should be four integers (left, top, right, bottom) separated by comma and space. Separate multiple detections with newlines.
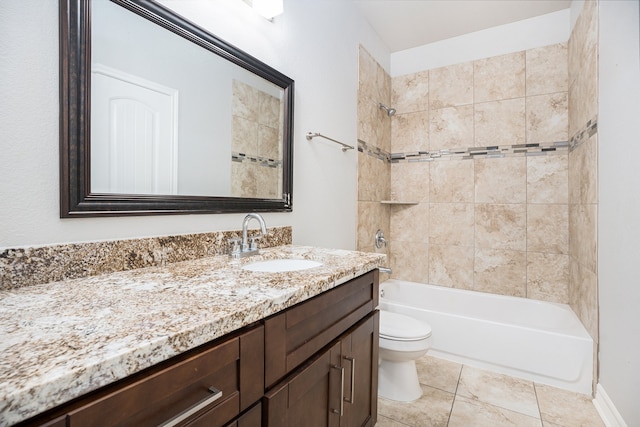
59, 0, 294, 217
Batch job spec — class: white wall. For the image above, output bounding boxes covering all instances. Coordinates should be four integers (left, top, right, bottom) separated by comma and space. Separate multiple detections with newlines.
391, 9, 570, 77
0, 0, 388, 249
597, 1, 640, 424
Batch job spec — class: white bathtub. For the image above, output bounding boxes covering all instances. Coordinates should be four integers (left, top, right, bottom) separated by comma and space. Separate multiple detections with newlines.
379, 279, 593, 395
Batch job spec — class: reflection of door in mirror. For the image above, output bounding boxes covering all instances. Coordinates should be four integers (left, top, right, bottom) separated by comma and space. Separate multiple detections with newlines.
91, 64, 179, 195
231, 80, 283, 199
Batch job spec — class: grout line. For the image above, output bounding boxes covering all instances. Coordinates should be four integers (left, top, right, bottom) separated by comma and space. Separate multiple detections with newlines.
533, 382, 545, 423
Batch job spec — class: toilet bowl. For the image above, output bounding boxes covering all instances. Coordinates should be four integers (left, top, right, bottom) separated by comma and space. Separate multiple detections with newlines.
378, 310, 432, 402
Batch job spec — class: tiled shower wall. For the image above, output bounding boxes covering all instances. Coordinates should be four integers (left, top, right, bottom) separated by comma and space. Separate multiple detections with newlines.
389, 43, 570, 303
357, 42, 572, 304
568, 0, 599, 351
357, 0, 599, 390
231, 80, 282, 199
357, 47, 391, 264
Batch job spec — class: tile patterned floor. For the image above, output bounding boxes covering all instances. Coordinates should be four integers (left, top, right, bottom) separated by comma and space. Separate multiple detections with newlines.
377, 355, 606, 427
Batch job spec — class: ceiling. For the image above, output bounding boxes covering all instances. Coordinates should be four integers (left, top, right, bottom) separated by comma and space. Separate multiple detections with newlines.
353, 0, 571, 53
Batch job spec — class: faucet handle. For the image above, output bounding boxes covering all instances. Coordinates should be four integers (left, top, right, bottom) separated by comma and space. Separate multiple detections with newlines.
228, 238, 242, 255
249, 236, 261, 251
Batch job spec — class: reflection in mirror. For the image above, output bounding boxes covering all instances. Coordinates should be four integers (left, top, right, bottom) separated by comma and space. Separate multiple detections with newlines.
60, 0, 294, 216
90, 0, 285, 198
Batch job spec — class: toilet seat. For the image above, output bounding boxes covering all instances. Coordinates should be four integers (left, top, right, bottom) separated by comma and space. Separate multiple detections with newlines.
379, 310, 431, 341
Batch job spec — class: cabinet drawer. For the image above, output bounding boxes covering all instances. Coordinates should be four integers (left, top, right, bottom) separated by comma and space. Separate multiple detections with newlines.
265, 270, 378, 388
62, 325, 263, 427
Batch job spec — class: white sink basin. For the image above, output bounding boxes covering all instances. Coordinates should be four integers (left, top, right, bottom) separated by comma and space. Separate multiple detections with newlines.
242, 259, 323, 273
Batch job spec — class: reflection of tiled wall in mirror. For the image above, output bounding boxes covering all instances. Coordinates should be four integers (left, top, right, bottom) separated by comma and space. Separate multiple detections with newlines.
230, 80, 282, 199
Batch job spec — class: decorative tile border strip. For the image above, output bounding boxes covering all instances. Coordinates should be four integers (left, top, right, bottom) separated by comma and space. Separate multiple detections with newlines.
0, 227, 293, 290
569, 116, 598, 152
357, 141, 390, 162
358, 139, 569, 163
231, 152, 282, 168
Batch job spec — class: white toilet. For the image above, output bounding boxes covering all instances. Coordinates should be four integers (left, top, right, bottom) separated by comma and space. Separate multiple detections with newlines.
378, 310, 432, 402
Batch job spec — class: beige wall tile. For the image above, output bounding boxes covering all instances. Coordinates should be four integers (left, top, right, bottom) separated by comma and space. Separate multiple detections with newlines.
390, 203, 429, 242
527, 252, 569, 303
526, 43, 568, 96
474, 51, 526, 103
390, 240, 429, 283
475, 157, 526, 204
569, 203, 598, 274
527, 204, 569, 254
377, 61, 391, 109
357, 96, 377, 146
232, 80, 260, 121
256, 165, 280, 199
357, 201, 389, 251
474, 98, 526, 147
378, 109, 392, 153
569, 135, 598, 205
568, 148, 581, 205
429, 62, 474, 109
430, 105, 474, 151
358, 153, 390, 203
430, 160, 474, 203
258, 91, 281, 128
358, 46, 378, 102
526, 93, 568, 144
391, 111, 429, 152
582, 134, 598, 205
232, 115, 258, 155
429, 244, 474, 289
474, 248, 527, 297
569, 257, 599, 343
257, 125, 279, 160
475, 204, 526, 251
527, 155, 568, 204
392, 71, 429, 114
390, 161, 429, 203
429, 203, 474, 246
231, 162, 257, 198
568, 0, 598, 138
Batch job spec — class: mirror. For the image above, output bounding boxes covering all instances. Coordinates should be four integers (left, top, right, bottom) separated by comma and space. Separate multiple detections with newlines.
60, 0, 294, 217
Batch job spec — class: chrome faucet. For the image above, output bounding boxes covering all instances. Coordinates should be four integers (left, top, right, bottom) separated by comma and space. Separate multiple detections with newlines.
230, 213, 268, 259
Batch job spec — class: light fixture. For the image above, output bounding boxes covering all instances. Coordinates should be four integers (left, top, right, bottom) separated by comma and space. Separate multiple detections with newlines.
251, 0, 283, 20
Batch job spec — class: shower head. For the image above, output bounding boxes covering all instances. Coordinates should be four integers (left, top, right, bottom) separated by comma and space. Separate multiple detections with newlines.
379, 103, 396, 117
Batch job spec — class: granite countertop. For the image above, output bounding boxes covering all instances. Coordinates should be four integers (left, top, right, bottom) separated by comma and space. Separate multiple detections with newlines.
0, 245, 385, 426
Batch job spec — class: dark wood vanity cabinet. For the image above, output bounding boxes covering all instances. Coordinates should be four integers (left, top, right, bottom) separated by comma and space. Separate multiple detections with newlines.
20, 325, 264, 427
19, 270, 379, 427
263, 270, 379, 427
264, 313, 378, 427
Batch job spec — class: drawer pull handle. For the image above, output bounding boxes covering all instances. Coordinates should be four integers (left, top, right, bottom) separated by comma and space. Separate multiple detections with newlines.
159, 386, 223, 427
331, 365, 344, 416
344, 356, 356, 404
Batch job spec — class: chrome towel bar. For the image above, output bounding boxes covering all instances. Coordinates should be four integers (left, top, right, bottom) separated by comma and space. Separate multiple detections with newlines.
306, 132, 354, 152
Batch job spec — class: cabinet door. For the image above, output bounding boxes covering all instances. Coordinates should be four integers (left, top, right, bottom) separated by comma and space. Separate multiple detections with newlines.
341, 312, 379, 427
264, 271, 377, 388
264, 342, 343, 427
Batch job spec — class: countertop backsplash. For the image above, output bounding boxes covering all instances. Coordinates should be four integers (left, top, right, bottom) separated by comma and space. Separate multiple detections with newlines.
0, 226, 292, 291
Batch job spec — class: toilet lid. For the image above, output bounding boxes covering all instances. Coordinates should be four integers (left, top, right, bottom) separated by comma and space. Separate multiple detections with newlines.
379, 310, 432, 341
